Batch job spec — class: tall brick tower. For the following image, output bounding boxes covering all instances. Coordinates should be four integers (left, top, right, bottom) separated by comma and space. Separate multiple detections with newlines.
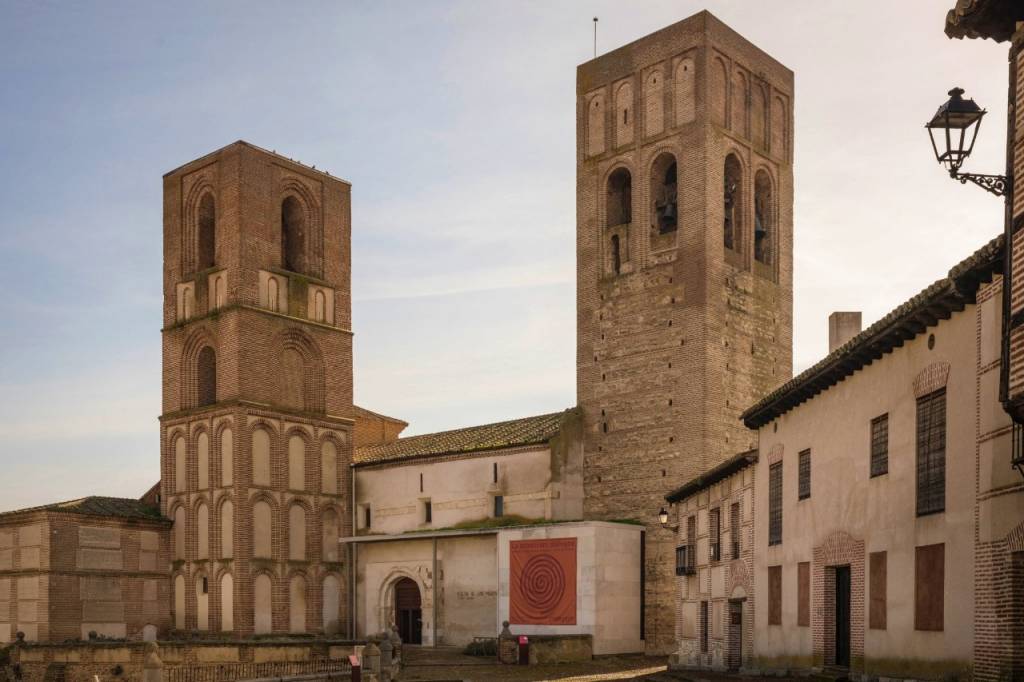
576, 13, 794, 651
159, 142, 353, 637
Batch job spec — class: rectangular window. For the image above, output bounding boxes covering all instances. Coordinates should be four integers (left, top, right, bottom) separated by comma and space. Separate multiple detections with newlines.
871, 414, 889, 477
798, 449, 811, 500
709, 508, 721, 562
675, 545, 691, 576
494, 495, 504, 518
915, 543, 945, 631
768, 565, 782, 625
797, 561, 810, 626
202, 576, 209, 594
423, 499, 432, 524
730, 502, 741, 559
916, 389, 947, 515
870, 551, 887, 630
419, 472, 424, 492
687, 515, 696, 567
700, 601, 709, 652
363, 505, 371, 529
493, 462, 498, 483
769, 462, 783, 546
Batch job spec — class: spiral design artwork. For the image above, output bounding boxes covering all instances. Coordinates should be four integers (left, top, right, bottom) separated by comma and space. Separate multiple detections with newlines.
519, 554, 566, 614
509, 537, 577, 625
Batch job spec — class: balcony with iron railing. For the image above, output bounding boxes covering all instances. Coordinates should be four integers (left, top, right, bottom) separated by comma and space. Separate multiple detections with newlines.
675, 544, 696, 576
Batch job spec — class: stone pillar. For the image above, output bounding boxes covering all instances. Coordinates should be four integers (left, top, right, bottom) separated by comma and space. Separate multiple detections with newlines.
142, 642, 164, 682
361, 641, 381, 682
498, 620, 517, 665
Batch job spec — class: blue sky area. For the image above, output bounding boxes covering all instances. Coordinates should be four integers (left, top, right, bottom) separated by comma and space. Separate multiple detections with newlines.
0, 1, 1009, 510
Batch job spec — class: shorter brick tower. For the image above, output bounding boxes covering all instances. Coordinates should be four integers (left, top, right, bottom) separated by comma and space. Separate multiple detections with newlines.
159, 142, 354, 636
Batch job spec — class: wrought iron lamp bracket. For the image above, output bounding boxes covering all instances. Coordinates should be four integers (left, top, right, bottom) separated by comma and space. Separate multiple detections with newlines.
949, 169, 1009, 197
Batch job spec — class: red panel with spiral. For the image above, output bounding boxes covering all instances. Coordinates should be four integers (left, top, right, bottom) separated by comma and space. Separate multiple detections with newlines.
509, 538, 577, 625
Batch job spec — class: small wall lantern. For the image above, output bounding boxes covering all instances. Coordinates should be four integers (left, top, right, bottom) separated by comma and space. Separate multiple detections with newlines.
925, 87, 1007, 196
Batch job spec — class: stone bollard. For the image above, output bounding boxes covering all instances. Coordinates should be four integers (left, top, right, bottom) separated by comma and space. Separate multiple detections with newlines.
361, 641, 381, 682
378, 638, 393, 682
388, 625, 402, 665
142, 642, 163, 682
497, 621, 517, 665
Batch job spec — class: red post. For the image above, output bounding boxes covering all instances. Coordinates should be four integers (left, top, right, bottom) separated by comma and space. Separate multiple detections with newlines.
349, 654, 361, 682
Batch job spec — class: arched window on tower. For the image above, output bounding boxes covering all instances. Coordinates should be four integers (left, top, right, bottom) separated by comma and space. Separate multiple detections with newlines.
651, 153, 678, 234
610, 235, 622, 276
754, 170, 773, 265
281, 196, 306, 274
606, 168, 632, 227
197, 193, 216, 270
197, 346, 216, 407
724, 154, 743, 252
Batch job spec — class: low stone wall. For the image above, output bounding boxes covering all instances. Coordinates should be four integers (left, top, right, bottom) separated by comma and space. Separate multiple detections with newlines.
527, 634, 592, 664
4, 639, 362, 682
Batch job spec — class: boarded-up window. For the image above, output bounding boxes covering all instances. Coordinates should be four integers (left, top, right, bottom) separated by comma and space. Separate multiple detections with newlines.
798, 449, 811, 500
709, 508, 721, 561
915, 543, 944, 631
797, 561, 810, 626
916, 389, 946, 515
871, 414, 889, 477
769, 462, 782, 546
768, 565, 782, 625
870, 551, 887, 629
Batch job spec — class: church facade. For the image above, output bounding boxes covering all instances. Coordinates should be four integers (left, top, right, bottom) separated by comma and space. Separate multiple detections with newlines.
1, 9, 795, 659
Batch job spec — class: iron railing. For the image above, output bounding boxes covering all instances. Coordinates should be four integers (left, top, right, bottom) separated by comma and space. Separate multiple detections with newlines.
165, 659, 351, 682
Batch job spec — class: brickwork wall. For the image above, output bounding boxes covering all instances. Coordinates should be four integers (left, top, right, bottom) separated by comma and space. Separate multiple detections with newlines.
0, 512, 170, 644
160, 143, 355, 638
974, 276, 1024, 680
670, 464, 755, 671
577, 12, 793, 652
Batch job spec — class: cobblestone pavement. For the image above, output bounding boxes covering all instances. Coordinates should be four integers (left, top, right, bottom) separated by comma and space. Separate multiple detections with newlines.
398, 648, 669, 682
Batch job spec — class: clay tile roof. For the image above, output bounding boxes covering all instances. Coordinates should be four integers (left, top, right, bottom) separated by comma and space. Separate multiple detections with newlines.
353, 410, 570, 466
665, 449, 759, 504
944, 0, 1023, 42
0, 496, 167, 523
742, 234, 1004, 429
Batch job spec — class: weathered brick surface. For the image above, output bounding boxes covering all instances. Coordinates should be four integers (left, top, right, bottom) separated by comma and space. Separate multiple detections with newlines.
160, 142, 355, 637
576, 12, 793, 652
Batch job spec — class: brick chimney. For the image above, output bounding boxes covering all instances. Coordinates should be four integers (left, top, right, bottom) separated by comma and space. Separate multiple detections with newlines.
829, 312, 862, 354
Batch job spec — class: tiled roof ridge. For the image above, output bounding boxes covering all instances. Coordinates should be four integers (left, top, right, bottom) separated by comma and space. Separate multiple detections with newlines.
354, 409, 571, 465
742, 233, 1003, 428
0, 495, 166, 522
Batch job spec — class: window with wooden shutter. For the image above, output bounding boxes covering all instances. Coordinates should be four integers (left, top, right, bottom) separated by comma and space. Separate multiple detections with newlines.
915, 543, 944, 631
730, 502, 741, 559
870, 414, 889, 477
769, 462, 783, 545
798, 449, 811, 500
916, 389, 946, 515
709, 508, 721, 561
870, 551, 887, 629
797, 561, 810, 626
768, 565, 782, 625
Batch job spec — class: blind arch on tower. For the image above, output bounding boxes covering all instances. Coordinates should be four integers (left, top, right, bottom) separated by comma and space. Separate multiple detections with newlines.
274, 329, 325, 413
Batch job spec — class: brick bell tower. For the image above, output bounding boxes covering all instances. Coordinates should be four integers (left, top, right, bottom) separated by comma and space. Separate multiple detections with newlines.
159, 141, 353, 637
576, 13, 794, 651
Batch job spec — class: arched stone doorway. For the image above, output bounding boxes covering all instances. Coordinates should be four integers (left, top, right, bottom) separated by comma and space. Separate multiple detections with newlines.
394, 577, 422, 645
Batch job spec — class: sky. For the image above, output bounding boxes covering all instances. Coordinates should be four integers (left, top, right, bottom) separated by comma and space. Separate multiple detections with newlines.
0, 1, 1011, 512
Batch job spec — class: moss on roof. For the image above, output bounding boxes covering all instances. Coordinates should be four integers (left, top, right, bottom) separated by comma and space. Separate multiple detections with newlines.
0, 496, 167, 523
353, 410, 569, 466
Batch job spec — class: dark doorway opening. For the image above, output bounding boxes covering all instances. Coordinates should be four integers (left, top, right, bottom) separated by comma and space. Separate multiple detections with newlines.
727, 599, 743, 671
835, 565, 851, 668
395, 578, 423, 645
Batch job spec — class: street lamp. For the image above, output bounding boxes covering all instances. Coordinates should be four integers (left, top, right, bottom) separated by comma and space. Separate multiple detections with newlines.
658, 507, 670, 526
925, 87, 1007, 196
